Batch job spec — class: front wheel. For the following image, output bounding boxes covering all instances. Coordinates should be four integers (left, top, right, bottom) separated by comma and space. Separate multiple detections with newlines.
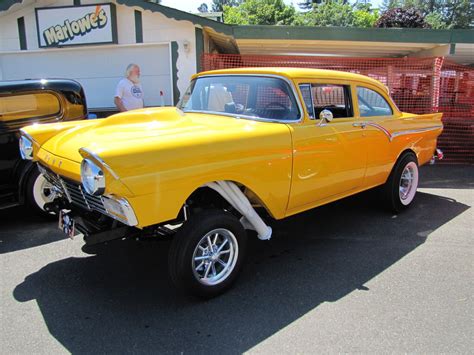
168, 210, 247, 298
25, 166, 57, 218
383, 152, 419, 213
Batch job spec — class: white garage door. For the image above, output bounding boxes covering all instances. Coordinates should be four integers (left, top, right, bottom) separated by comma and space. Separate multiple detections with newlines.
0, 43, 173, 109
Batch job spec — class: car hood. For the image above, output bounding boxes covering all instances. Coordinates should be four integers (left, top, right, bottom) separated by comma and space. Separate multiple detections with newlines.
39, 107, 289, 167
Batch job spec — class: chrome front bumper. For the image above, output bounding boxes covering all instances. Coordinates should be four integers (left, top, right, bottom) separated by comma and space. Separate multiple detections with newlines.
38, 163, 137, 226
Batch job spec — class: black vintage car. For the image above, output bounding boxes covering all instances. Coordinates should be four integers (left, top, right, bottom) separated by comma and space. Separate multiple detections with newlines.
0, 79, 87, 215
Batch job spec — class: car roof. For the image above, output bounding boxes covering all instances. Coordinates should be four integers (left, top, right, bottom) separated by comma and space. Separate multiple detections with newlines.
0, 78, 84, 94
195, 67, 388, 91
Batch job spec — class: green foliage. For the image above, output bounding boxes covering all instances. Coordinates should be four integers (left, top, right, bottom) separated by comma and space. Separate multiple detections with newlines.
297, 0, 323, 10
212, 0, 243, 12
375, 7, 429, 28
295, 0, 378, 28
222, 0, 472, 29
353, 3, 380, 28
197, 3, 209, 13
223, 0, 297, 25
300, 0, 355, 27
443, 0, 473, 29
381, 0, 473, 29
424, 11, 448, 29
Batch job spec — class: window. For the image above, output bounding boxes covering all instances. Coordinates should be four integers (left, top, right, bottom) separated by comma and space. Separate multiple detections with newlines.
302, 84, 354, 118
357, 87, 393, 117
178, 76, 300, 121
0, 92, 61, 122
299, 84, 314, 119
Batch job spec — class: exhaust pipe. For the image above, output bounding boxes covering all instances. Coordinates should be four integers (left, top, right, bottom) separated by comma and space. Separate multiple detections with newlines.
205, 181, 272, 240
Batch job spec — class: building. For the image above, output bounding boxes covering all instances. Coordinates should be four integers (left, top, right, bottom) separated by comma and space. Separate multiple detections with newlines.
0, 0, 228, 113
1, 0, 473, 115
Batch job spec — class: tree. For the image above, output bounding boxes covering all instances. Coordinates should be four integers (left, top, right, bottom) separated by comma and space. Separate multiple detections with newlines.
291, 1, 379, 28
424, 11, 448, 29
198, 3, 209, 12
212, 0, 243, 12
375, 7, 429, 28
353, 2, 380, 27
297, 0, 323, 11
443, 0, 473, 29
223, 0, 297, 25
381, 0, 473, 28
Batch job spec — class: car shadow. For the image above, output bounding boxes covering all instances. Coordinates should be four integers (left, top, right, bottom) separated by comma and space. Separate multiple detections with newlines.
12, 188, 470, 353
0, 165, 468, 255
0, 206, 66, 254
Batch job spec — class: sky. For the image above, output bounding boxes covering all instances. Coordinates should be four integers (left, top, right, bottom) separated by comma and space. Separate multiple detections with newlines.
160, 0, 385, 13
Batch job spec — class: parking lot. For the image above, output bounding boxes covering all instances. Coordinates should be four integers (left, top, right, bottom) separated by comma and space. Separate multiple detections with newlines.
1, 165, 473, 353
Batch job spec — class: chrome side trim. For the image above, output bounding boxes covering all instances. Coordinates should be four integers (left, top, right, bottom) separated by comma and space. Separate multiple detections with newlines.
390, 125, 443, 141
366, 122, 393, 141
363, 123, 443, 142
79, 147, 119, 179
180, 74, 304, 124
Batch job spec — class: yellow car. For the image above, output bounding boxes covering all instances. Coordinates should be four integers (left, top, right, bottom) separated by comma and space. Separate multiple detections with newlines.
20, 68, 443, 298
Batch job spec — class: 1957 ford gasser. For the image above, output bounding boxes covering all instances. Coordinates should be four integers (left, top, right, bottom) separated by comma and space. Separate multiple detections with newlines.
19, 68, 443, 298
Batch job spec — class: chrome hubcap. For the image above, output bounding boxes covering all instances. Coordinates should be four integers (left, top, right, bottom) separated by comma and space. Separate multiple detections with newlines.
192, 228, 238, 286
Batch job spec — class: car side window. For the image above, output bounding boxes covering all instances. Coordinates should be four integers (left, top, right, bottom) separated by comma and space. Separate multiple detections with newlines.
0, 92, 61, 122
299, 84, 315, 119
357, 87, 393, 117
311, 84, 353, 119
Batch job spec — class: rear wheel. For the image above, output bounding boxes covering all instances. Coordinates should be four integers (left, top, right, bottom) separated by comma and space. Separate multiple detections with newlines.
168, 209, 247, 298
25, 166, 57, 218
383, 152, 419, 213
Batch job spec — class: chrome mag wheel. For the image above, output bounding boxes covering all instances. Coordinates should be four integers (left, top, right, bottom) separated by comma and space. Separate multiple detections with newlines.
192, 228, 239, 286
399, 161, 418, 206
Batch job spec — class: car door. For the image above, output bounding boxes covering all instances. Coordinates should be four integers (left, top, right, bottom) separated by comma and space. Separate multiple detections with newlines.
286, 81, 368, 215
354, 85, 397, 188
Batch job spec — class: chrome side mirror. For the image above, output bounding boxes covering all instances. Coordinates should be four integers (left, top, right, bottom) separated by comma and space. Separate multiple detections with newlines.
319, 109, 333, 123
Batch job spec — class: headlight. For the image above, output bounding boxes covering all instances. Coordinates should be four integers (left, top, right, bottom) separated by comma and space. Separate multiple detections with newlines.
80, 158, 105, 196
19, 135, 34, 160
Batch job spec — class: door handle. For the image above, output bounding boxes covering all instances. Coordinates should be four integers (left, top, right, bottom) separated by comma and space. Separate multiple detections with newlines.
353, 121, 368, 128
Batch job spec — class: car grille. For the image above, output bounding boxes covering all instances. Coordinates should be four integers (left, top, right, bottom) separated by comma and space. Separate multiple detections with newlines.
62, 179, 107, 214
38, 163, 107, 215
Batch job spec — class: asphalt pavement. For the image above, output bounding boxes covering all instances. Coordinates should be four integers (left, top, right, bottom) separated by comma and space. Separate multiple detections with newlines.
0, 165, 473, 353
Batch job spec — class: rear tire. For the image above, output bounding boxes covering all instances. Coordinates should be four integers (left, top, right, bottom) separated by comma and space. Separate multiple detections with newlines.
168, 209, 247, 299
25, 166, 57, 218
383, 152, 419, 213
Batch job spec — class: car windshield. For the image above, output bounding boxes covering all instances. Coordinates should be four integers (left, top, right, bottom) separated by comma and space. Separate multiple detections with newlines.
177, 75, 300, 121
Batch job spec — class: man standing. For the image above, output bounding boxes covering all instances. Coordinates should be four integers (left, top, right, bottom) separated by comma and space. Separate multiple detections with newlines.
114, 63, 144, 112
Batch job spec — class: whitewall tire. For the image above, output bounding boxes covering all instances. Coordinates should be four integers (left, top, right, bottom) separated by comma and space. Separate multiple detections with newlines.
384, 152, 419, 213
26, 166, 57, 217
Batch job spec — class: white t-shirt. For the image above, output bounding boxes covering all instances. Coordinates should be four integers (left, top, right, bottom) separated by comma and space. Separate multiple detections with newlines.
114, 78, 144, 111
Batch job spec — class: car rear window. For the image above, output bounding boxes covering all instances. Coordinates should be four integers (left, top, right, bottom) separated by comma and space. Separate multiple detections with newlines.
357, 87, 393, 117
0, 92, 61, 122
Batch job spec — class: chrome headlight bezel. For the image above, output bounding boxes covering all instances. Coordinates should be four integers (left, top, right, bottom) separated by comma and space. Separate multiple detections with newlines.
80, 158, 105, 196
19, 135, 34, 160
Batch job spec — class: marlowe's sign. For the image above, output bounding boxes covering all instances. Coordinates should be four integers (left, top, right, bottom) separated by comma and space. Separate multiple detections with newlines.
36, 4, 117, 47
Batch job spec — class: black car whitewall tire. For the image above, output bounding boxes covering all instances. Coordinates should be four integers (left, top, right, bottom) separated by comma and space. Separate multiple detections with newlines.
25, 166, 57, 217
168, 209, 247, 298
384, 152, 419, 213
